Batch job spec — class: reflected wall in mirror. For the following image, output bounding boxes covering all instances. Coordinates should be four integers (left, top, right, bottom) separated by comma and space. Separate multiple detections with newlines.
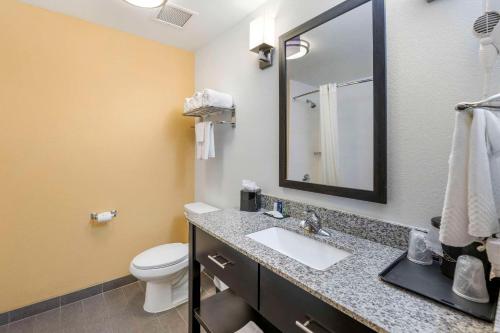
279, 0, 386, 203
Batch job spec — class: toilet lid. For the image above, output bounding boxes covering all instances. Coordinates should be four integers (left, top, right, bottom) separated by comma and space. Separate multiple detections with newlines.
132, 243, 188, 270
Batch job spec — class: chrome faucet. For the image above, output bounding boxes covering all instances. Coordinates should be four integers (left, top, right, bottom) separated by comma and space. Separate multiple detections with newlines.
300, 210, 331, 236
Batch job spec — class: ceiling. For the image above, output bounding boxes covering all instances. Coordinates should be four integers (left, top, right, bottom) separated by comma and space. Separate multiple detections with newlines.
19, 0, 269, 51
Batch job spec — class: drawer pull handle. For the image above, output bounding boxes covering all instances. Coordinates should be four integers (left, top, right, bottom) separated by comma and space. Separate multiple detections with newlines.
295, 320, 314, 333
207, 254, 231, 269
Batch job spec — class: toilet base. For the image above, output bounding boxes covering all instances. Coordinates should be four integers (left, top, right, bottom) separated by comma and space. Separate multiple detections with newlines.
143, 272, 188, 313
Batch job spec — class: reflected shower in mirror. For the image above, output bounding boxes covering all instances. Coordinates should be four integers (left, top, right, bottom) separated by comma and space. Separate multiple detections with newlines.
279, 0, 386, 203
287, 2, 373, 189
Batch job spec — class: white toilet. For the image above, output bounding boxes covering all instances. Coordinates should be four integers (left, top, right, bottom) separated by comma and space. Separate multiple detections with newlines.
129, 202, 219, 313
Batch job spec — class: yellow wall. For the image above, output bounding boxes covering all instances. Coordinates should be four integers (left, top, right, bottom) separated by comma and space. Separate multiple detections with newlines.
0, 0, 194, 312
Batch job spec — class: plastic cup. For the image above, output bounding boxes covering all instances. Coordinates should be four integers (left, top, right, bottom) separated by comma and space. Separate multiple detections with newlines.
452, 255, 489, 303
407, 229, 433, 265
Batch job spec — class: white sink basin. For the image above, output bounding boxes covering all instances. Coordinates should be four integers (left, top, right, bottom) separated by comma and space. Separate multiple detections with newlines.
246, 227, 351, 270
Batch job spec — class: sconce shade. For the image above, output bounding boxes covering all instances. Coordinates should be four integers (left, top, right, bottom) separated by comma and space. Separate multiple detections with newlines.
249, 15, 275, 53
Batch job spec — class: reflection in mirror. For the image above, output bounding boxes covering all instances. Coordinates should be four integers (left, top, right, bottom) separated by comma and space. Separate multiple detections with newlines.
286, 2, 374, 190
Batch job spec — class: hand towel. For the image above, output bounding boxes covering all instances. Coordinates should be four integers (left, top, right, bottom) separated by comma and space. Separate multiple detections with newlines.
440, 112, 475, 246
440, 109, 500, 247
196, 121, 215, 160
234, 321, 263, 333
195, 122, 205, 143
468, 109, 500, 238
195, 122, 205, 160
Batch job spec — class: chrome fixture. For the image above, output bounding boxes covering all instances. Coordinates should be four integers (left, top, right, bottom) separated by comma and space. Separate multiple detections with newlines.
292, 76, 373, 100
300, 210, 331, 236
90, 210, 118, 221
305, 99, 316, 109
455, 92, 500, 112
286, 37, 310, 60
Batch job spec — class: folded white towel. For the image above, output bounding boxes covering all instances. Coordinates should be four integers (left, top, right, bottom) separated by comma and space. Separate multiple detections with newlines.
196, 121, 215, 160
184, 89, 234, 113
202, 88, 234, 109
440, 109, 500, 247
234, 321, 263, 333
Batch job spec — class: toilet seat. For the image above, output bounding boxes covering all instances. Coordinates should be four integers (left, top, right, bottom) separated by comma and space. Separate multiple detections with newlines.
132, 243, 188, 270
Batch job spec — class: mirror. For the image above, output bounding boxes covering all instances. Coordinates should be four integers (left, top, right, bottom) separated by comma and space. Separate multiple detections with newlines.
279, 0, 386, 203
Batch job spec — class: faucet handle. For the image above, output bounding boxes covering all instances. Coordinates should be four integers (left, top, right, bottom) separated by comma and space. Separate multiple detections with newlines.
304, 209, 319, 220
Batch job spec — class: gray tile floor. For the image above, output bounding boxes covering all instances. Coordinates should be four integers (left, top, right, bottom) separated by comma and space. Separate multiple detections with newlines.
0, 274, 216, 333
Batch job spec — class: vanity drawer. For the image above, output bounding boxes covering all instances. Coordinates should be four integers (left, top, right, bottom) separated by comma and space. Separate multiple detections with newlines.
260, 267, 374, 333
195, 228, 258, 309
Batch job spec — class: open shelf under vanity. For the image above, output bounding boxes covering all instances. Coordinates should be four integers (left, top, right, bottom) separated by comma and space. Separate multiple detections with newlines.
194, 289, 277, 333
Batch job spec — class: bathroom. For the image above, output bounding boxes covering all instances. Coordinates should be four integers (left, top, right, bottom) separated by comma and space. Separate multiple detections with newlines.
1, 0, 500, 332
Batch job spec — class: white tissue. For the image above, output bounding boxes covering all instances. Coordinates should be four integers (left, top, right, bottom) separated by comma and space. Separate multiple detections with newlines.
95, 212, 113, 223
242, 179, 260, 192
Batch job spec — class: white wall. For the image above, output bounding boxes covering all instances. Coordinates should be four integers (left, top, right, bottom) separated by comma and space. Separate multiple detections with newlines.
195, 0, 497, 229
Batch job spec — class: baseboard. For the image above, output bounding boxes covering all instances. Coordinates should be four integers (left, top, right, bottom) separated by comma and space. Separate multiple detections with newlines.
0, 274, 137, 326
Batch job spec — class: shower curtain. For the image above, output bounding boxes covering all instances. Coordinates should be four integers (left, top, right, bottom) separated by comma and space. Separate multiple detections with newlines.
319, 83, 340, 186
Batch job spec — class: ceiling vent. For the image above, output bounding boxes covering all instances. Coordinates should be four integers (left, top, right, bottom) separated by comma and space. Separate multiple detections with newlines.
156, 3, 197, 29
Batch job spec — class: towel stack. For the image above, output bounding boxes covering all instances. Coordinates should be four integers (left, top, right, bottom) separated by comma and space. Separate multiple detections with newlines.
184, 88, 234, 113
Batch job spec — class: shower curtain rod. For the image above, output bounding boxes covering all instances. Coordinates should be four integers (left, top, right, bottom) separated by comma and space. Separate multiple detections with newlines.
292, 76, 373, 100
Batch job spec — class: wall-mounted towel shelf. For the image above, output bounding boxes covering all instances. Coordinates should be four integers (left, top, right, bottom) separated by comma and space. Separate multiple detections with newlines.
184, 106, 236, 128
183, 106, 235, 117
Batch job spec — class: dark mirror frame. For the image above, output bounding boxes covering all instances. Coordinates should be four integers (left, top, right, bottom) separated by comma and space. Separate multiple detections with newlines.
279, 0, 387, 204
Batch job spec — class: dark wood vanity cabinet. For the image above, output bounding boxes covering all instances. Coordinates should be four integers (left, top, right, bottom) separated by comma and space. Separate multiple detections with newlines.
260, 266, 374, 333
195, 228, 259, 309
189, 225, 374, 333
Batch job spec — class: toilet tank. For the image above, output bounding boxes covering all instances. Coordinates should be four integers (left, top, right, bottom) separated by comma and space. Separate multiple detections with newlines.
184, 202, 219, 217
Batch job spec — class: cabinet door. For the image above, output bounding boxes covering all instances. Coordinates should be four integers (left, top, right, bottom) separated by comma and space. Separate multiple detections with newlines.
195, 228, 259, 309
260, 267, 374, 333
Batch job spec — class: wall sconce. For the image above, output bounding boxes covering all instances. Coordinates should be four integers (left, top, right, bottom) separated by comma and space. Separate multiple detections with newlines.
249, 15, 275, 70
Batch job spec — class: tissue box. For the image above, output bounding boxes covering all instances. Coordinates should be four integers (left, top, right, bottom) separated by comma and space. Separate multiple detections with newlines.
240, 189, 261, 212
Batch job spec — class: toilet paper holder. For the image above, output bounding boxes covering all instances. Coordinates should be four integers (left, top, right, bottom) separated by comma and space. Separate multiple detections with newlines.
90, 210, 118, 221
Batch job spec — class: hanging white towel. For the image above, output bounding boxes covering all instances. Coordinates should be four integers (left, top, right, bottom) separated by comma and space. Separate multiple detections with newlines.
468, 109, 500, 238
195, 122, 205, 160
440, 109, 500, 247
196, 121, 215, 160
195, 122, 204, 143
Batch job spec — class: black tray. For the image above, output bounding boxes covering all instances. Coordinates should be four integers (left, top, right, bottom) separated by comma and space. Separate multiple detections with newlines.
379, 252, 498, 322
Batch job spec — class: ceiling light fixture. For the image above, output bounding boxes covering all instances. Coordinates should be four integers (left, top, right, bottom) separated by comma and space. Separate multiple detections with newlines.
286, 38, 310, 60
123, 0, 166, 8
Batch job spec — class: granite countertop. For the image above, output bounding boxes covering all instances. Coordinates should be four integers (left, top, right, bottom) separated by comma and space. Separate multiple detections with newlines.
187, 209, 495, 333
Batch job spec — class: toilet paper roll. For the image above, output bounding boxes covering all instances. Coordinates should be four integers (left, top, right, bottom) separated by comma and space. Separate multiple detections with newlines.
95, 212, 113, 223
